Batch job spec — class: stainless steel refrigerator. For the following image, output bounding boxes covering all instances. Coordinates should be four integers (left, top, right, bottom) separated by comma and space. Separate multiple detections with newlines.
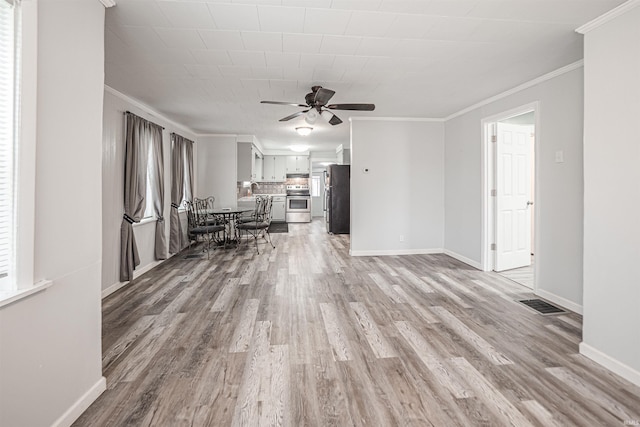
324, 164, 350, 234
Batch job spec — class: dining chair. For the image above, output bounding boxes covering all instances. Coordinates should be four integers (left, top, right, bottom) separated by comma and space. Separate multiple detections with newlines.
235, 195, 275, 254
185, 200, 225, 258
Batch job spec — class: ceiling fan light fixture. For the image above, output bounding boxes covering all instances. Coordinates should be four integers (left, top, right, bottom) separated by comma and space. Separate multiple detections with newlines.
305, 109, 318, 124
295, 126, 313, 136
320, 110, 333, 122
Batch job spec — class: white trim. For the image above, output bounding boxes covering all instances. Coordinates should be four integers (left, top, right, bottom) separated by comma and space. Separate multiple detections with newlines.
576, 0, 640, 34
133, 216, 156, 227
579, 342, 640, 388
197, 133, 239, 137
51, 376, 107, 427
443, 250, 482, 270
104, 85, 195, 136
349, 116, 444, 122
350, 248, 443, 256
98, 0, 116, 8
446, 61, 582, 121
534, 288, 583, 315
0, 280, 52, 309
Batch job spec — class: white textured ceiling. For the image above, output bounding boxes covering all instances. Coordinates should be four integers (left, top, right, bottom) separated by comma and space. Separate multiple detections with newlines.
105, 0, 623, 151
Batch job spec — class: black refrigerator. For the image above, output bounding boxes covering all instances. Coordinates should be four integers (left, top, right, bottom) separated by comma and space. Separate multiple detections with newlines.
324, 164, 350, 234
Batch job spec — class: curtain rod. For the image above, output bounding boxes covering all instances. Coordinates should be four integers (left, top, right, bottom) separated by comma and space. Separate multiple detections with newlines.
170, 132, 195, 143
124, 111, 165, 130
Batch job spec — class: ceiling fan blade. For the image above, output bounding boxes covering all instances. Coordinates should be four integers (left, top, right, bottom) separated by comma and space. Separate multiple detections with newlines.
314, 88, 335, 106
261, 101, 309, 108
328, 114, 343, 126
326, 103, 375, 111
279, 110, 309, 122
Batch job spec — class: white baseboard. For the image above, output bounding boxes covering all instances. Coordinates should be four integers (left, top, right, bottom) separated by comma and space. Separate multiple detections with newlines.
442, 249, 482, 270
579, 342, 640, 388
102, 253, 176, 299
534, 288, 583, 314
350, 248, 443, 257
51, 376, 106, 427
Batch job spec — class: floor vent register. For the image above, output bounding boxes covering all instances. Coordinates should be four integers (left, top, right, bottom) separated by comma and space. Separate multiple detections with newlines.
518, 299, 566, 315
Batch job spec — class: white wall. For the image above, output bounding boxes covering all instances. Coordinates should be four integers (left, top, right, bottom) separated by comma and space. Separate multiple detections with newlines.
350, 119, 445, 255
196, 135, 238, 208
0, 1, 106, 425
102, 89, 196, 294
581, 4, 640, 386
444, 67, 585, 310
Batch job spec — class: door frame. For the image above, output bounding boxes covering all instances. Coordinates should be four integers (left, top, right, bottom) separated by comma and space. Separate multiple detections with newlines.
480, 102, 539, 285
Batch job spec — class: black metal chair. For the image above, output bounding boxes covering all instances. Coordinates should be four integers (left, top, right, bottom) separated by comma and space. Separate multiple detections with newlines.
235, 195, 275, 254
185, 200, 225, 258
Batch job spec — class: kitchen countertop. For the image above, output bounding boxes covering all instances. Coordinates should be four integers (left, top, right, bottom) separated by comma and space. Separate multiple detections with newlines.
238, 194, 286, 202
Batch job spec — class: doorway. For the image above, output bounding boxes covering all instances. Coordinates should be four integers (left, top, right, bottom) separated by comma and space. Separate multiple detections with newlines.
311, 171, 325, 217
481, 103, 538, 290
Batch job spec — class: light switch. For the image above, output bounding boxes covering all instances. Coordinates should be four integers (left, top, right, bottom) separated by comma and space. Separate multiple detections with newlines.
555, 150, 564, 163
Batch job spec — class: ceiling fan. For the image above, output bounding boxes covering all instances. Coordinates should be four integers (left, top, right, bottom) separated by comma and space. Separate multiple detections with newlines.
260, 86, 375, 126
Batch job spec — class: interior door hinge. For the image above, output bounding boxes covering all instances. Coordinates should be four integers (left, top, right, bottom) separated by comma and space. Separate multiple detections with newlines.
491, 135, 497, 143
491, 189, 497, 197
491, 243, 496, 251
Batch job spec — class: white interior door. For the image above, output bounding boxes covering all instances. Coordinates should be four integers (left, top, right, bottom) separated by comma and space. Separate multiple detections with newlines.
495, 122, 533, 271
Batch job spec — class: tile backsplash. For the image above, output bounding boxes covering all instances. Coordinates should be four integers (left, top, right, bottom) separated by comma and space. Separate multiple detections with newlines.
237, 182, 286, 198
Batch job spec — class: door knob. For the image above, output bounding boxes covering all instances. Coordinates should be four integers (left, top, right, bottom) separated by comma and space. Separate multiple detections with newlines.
526, 201, 534, 207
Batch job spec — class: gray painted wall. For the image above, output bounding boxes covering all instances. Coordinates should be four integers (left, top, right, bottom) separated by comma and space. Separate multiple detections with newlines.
351, 119, 445, 255
582, 5, 640, 384
102, 90, 196, 293
0, 2, 105, 425
196, 136, 239, 208
444, 67, 585, 310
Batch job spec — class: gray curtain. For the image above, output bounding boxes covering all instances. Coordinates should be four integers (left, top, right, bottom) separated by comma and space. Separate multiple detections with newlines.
150, 125, 166, 260
169, 133, 192, 253
120, 113, 149, 282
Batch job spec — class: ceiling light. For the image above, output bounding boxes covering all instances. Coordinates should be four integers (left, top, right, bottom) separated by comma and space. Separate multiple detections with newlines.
295, 127, 313, 136
290, 145, 309, 153
305, 109, 318, 124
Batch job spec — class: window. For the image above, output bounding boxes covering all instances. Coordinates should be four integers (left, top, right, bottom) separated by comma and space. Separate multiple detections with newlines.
0, 0, 19, 290
143, 141, 155, 219
311, 175, 321, 197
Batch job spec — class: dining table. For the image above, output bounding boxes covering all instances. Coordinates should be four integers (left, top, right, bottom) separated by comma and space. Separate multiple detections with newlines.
206, 208, 252, 246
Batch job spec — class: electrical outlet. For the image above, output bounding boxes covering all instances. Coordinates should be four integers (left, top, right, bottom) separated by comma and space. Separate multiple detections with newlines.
399, 235, 404, 242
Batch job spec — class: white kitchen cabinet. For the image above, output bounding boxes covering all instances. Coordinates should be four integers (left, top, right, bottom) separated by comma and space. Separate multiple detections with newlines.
261, 156, 288, 181
286, 155, 309, 174
274, 156, 287, 180
262, 156, 275, 181
271, 195, 286, 222
237, 142, 262, 181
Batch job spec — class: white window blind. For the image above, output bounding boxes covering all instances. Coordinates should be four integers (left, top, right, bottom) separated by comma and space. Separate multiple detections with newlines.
0, 0, 17, 287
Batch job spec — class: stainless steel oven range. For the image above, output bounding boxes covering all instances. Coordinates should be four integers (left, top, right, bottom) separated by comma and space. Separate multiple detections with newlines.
285, 184, 311, 223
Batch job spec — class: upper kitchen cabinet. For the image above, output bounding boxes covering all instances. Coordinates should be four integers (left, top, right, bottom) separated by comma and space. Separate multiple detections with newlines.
286, 155, 309, 174
336, 145, 351, 165
262, 155, 287, 182
237, 142, 263, 181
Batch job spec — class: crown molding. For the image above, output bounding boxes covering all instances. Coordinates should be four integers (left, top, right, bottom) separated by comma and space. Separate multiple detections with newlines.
104, 85, 196, 137
576, 0, 640, 34
349, 116, 444, 122
98, 0, 116, 8
445, 60, 584, 121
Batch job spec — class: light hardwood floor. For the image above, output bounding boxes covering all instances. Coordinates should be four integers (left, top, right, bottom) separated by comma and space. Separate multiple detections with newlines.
74, 221, 640, 426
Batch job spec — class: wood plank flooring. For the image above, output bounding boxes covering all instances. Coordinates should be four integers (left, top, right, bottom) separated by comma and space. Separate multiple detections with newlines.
74, 221, 640, 426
